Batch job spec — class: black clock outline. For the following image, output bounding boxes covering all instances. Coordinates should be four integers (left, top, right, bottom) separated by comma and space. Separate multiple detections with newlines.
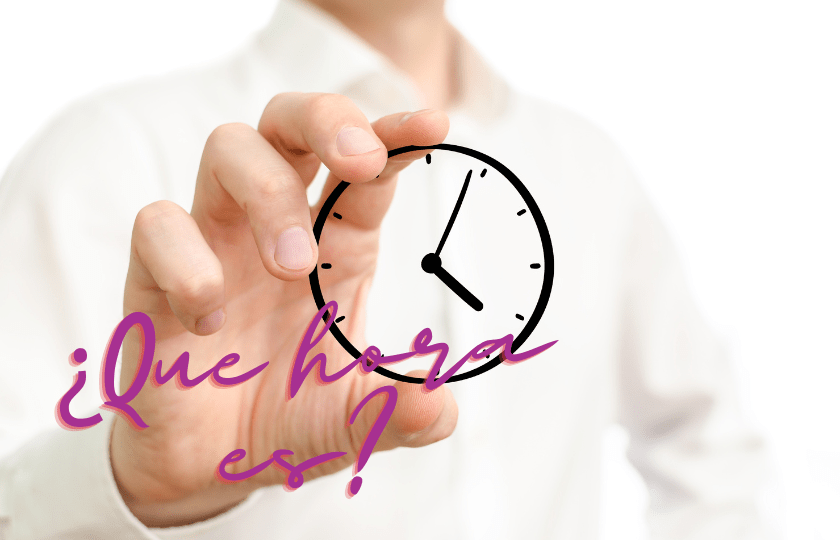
309, 144, 554, 384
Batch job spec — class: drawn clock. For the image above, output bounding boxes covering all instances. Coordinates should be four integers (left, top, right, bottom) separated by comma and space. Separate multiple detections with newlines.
309, 144, 554, 384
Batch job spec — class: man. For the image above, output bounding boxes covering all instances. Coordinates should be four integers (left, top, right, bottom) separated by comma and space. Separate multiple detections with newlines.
0, 0, 769, 538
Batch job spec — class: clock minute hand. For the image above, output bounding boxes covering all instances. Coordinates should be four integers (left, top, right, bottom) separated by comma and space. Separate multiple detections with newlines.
421, 253, 483, 311
435, 169, 472, 256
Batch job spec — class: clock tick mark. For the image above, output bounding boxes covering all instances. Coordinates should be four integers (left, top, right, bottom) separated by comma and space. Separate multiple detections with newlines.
530, 263, 541, 269
425, 153, 431, 164
480, 168, 487, 177
321, 263, 332, 269
515, 313, 525, 321
335, 316, 345, 323
332, 212, 342, 220
517, 209, 527, 216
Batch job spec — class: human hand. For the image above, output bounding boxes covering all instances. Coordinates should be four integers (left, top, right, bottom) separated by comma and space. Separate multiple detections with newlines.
111, 93, 457, 526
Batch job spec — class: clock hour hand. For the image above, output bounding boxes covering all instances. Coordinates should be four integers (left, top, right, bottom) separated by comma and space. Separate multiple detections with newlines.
421, 253, 483, 312
435, 169, 472, 256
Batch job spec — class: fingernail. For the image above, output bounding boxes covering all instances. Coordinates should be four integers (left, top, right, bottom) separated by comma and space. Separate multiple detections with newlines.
275, 226, 313, 270
399, 109, 430, 124
196, 308, 225, 335
336, 126, 380, 156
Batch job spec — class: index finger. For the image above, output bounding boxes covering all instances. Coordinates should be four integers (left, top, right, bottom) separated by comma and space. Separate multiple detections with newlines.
257, 93, 388, 185
315, 109, 450, 232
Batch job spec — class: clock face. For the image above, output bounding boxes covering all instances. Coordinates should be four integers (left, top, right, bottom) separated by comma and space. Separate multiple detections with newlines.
310, 144, 554, 384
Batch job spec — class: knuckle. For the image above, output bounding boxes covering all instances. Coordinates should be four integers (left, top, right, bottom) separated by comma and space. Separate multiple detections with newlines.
206, 122, 253, 152
265, 92, 300, 112
172, 271, 224, 306
133, 201, 182, 239
304, 93, 354, 122
249, 167, 286, 202
261, 92, 303, 131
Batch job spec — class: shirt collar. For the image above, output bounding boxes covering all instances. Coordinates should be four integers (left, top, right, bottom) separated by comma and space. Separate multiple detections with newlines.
256, 0, 510, 123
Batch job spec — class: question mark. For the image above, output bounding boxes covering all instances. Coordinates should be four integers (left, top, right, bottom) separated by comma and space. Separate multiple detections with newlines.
346, 385, 398, 497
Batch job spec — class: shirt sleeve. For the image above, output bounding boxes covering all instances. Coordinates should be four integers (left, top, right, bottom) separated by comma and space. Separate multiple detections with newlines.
617, 180, 774, 539
0, 414, 164, 539
0, 97, 260, 539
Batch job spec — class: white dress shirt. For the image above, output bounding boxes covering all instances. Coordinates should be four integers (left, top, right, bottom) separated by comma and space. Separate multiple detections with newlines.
0, 0, 770, 538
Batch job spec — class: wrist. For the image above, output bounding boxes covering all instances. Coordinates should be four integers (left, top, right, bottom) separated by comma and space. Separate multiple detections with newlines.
109, 420, 253, 527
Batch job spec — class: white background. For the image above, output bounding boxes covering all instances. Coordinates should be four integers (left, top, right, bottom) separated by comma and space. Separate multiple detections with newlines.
1, 1, 838, 538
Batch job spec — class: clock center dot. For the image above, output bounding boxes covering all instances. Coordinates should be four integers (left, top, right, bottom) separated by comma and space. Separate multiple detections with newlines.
421, 253, 441, 274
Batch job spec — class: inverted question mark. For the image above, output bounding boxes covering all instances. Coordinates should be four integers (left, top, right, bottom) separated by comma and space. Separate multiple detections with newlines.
346, 384, 398, 497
